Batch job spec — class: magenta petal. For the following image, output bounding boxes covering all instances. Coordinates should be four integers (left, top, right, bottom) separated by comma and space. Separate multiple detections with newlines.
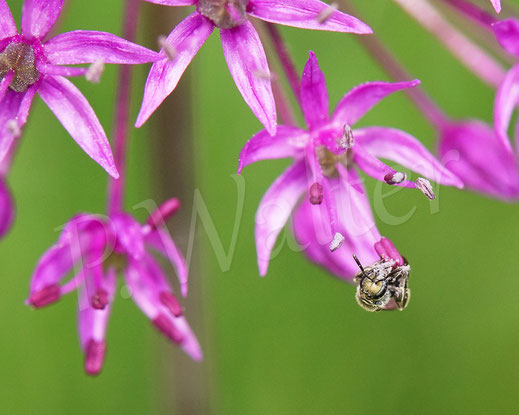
144, 0, 196, 5
354, 127, 464, 188
490, 0, 501, 13
145, 229, 189, 297
333, 80, 420, 126
439, 120, 519, 200
493, 19, 519, 56
0, 90, 24, 162
256, 159, 307, 276
37, 76, 118, 178
494, 64, 519, 151
124, 261, 202, 361
238, 126, 308, 173
45, 31, 161, 65
0, 0, 17, 39
21, 0, 64, 40
221, 21, 277, 135
135, 12, 213, 127
248, 0, 372, 34
78, 270, 115, 375
0, 84, 36, 162
0, 178, 13, 238
112, 214, 145, 260
300, 51, 329, 128
294, 169, 381, 282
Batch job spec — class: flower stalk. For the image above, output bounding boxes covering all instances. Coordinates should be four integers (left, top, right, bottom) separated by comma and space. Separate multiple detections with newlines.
392, 0, 506, 88
108, 0, 141, 215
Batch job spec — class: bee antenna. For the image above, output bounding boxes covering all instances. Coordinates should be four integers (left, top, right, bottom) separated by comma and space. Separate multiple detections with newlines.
353, 254, 366, 273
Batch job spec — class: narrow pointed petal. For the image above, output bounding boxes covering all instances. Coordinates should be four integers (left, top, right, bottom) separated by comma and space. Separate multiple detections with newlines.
352, 145, 417, 190
294, 169, 381, 281
0, 91, 24, 163
493, 18, 519, 56
144, 0, 196, 5
0, 84, 37, 163
256, 159, 307, 276
490, 0, 501, 13
238, 126, 308, 173
248, 0, 372, 34
300, 51, 329, 128
145, 229, 189, 297
439, 120, 519, 200
45, 31, 161, 65
494, 63, 519, 152
78, 270, 116, 376
0, 0, 17, 39
28, 216, 106, 302
0, 178, 14, 238
136, 13, 213, 127
37, 76, 118, 178
221, 21, 276, 135
124, 260, 202, 361
354, 127, 464, 188
21, 0, 64, 40
333, 80, 420, 126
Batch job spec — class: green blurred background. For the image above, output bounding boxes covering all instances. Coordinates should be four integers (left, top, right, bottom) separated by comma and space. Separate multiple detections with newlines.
2, 0, 519, 413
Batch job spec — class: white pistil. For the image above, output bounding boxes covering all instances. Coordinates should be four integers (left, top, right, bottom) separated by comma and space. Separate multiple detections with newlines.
316, 2, 339, 24
158, 35, 177, 61
85, 60, 105, 83
329, 232, 345, 252
338, 124, 354, 149
6, 120, 21, 137
416, 177, 435, 200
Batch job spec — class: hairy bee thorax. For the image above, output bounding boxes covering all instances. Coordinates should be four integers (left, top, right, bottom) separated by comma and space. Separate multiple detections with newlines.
0, 43, 40, 92
353, 238, 411, 312
197, 0, 249, 29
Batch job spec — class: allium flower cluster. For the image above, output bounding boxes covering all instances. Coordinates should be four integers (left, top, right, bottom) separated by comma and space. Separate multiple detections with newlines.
28, 200, 201, 375
1, 0, 516, 378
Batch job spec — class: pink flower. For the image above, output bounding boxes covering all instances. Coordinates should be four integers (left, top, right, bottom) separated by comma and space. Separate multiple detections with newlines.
0, 0, 160, 177
136, 0, 372, 134
239, 52, 462, 276
490, 0, 501, 13
438, 119, 519, 200
27, 199, 201, 375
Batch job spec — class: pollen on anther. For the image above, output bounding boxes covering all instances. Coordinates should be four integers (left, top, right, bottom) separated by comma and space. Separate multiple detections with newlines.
384, 171, 406, 185
416, 177, 435, 200
316, 2, 339, 24
85, 60, 104, 83
158, 35, 177, 61
309, 182, 323, 205
6, 120, 21, 138
329, 232, 345, 252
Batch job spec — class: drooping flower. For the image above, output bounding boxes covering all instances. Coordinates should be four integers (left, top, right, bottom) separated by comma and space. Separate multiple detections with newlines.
438, 119, 519, 200
0, 0, 160, 177
136, 0, 372, 134
238, 51, 462, 275
293, 167, 410, 311
27, 198, 201, 375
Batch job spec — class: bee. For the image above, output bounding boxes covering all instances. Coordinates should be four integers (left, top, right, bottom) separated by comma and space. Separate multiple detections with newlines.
353, 255, 411, 312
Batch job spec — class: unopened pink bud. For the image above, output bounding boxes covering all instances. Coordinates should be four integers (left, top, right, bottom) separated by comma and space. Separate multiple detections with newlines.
309, 182, 324, 205
153, 314, 184, 344
85, 339, 106, 376
29, 284, 61, 308
159, 291, 183, 317
91, 289, 109, 310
